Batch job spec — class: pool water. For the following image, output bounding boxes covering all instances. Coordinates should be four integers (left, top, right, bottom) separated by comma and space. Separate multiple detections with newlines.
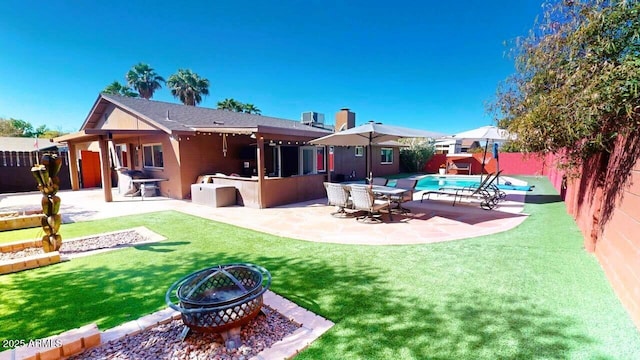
388, 175, 532, 192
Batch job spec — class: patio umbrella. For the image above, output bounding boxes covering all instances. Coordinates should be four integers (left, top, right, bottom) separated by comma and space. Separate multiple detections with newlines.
450, 125, 510, 181
309, 121, 443, 183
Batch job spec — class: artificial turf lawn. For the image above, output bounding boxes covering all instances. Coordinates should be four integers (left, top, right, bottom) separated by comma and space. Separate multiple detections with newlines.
1, 176, 639, 359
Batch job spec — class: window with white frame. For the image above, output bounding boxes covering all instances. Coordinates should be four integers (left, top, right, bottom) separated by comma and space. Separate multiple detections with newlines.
300, 146, 326, 174
355, 146, 364, 157
380, 147, 393, 164
143, 144, 164, 168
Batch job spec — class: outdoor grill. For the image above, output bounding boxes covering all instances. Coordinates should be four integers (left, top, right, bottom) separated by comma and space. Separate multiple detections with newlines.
165, 263, 271, 348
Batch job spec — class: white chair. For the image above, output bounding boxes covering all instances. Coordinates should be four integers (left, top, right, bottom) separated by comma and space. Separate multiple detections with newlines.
349, 186, 392, 223
324, 182, 353, 217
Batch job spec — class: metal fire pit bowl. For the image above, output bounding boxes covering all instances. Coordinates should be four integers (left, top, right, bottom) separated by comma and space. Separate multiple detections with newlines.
166, 263, 271, 339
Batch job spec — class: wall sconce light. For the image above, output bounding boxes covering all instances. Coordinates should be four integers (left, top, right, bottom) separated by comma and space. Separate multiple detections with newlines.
250, 133, 256, 139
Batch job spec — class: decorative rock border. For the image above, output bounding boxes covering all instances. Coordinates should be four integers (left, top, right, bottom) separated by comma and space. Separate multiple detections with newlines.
0, 290, 334, 360
0, 227, 166, 275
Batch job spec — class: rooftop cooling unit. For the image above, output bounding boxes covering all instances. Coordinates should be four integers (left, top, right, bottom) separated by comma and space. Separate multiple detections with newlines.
301, 112, 325, 125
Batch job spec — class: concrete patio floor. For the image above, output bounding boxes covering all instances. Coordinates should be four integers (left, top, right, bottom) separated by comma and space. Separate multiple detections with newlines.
0, 188, 528, 246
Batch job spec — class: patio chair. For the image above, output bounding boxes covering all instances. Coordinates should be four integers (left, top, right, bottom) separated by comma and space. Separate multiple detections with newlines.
451, 171, 506, 200
371, 177, 388, 186
420, 175, 500, 210
349, 185, 392, 223
324, 182, 353, 217
389, 178, 418, 213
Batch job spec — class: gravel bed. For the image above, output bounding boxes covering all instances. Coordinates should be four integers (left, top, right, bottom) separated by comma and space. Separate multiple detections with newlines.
68, 306, 301, 360
0, 230, 149, 261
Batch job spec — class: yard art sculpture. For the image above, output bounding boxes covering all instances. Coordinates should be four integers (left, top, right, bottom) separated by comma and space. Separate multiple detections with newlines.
31, 153, 62, 252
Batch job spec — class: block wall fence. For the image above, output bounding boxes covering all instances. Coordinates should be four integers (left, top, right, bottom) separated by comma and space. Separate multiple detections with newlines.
425, 144, 640, 330
0, 151, 71, 193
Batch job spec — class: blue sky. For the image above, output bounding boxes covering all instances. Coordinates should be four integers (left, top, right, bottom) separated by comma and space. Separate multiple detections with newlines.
0, 1, 543, 135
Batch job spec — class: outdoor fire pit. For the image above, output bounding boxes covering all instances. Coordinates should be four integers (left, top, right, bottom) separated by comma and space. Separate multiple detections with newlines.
165, 263, 271, 349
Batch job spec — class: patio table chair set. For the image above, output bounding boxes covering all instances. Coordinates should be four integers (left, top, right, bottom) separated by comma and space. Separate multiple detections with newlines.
420, 171, 505, 210
324, 180, 418, 223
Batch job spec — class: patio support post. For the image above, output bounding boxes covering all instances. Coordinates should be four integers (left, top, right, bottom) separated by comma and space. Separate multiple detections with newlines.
98, 136, 113, 202
67, 142, 80, 190
256, 135, 265, 208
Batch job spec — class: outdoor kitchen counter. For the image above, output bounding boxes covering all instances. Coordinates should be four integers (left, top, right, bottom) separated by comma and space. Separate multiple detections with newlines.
202, 174, 326, 208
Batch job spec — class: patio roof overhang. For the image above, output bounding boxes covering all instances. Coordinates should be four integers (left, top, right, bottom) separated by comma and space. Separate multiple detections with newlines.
192, 125, 330, 139
54, 129, 166, 143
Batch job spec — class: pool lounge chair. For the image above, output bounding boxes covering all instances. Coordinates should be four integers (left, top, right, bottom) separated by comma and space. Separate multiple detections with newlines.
420, 175, 500, 210
349, 185, 392, 223
438, 171, 505, 199
371, 177, 388, 186
324, 182, 353, 217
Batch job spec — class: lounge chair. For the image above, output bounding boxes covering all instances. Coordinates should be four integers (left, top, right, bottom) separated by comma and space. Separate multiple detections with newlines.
420, 174, 500, 210
324, 182, 353, 217
371, 177, 388, 186
453, 171, 506, 200
349, 185, 392, 223
389, 178, 418, 213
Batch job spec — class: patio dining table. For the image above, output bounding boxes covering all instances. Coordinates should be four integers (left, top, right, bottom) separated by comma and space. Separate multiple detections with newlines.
343, 183, 412, 213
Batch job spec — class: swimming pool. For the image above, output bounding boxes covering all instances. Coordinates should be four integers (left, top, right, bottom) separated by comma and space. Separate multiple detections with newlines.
388, 175, 532, 192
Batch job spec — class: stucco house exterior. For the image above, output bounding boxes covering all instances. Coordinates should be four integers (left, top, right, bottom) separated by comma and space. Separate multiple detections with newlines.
55, 94, 402, 208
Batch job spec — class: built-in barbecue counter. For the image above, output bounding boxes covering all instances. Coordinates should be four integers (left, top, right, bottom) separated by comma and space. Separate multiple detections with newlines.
196, 173, 327, 208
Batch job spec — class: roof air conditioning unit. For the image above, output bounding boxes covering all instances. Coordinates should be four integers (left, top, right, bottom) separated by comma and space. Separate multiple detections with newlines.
301, 111, 325, 125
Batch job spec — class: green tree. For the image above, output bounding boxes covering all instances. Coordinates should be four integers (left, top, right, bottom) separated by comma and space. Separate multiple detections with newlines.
42, 129, 68, 139
166, 69, 210, 106
399, 138, 435, 173
217, 98, 244, 112
242, 103, 261, 115
125, 63, 165, 100
0, 118, 21, 136
102, 81, 138, 97
494, 0, 640, 170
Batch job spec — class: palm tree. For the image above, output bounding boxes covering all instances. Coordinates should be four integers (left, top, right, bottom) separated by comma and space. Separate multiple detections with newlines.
102, 81, 138, 97
166, 69, 210, 106
125, 63, 165, 100
243, 103, 261, 115
217, 98, 244, 112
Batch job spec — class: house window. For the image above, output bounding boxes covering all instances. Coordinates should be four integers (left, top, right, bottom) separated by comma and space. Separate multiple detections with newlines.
381, 147, 393, 164
355, 146, 364, 157
300, 146, 326, 174
143, 144, 164, 169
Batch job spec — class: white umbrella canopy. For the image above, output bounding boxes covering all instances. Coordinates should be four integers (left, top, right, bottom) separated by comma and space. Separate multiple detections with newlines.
450, 125, 510, 141
310, 121, 444, 182
448, 125, 511, 180
310, 121, 444, 146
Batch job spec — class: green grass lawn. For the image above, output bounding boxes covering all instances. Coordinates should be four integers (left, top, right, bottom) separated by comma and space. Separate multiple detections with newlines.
1, 176, 639, 359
